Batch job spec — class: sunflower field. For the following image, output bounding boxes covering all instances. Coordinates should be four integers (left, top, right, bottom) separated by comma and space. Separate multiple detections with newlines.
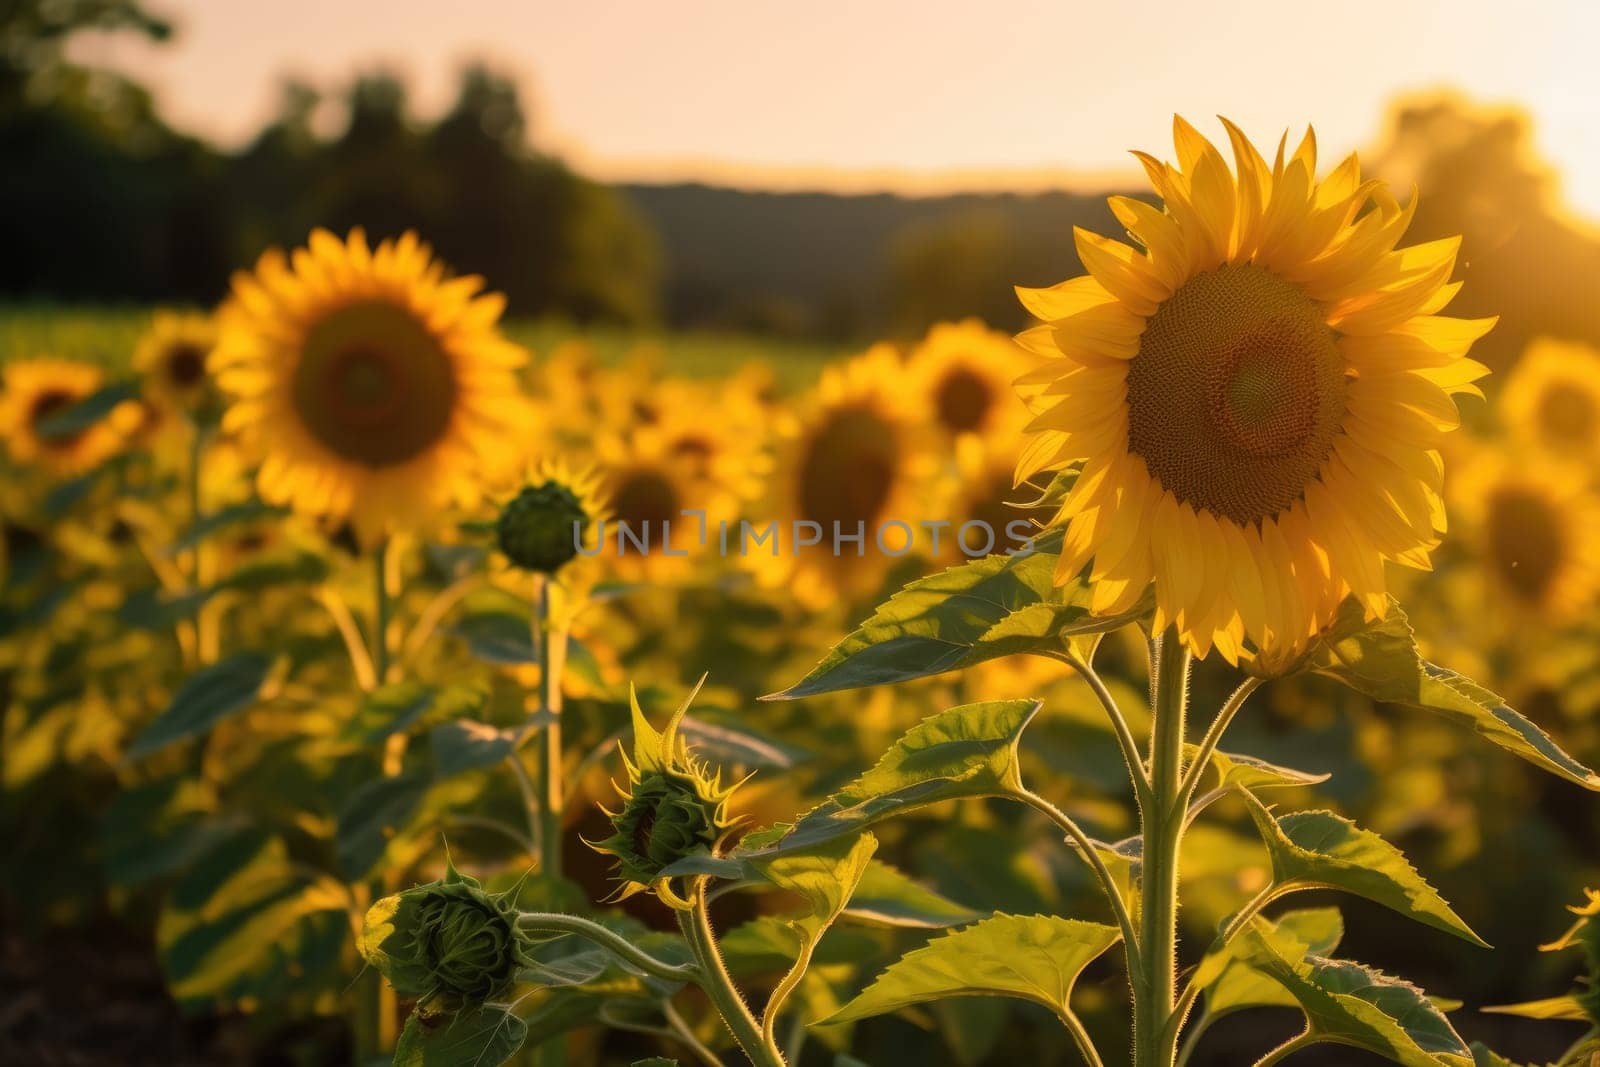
7, 22, 1600, 1064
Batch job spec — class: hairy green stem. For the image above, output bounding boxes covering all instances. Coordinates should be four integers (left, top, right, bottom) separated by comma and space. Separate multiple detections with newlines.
1253, 1029, 1315, 1066
678, 879, 785, 1067
1066, 650, 1152, 811
1179, 676, 1263, 803
1134, 628, 1190, 1067
1059, 1007, 1108, 1067
534, 575, 566, 880
516, 912, 700, 983
1019, 788, 1139, 973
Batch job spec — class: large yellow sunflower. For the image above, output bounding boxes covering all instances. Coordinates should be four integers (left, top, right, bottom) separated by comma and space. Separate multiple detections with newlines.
133, 311, 217, 414
0, 358, 128, 476
757, 344, 942, 606
211, 229, 530, 545
1499, 338, 1600, 463
1450, 446, 1600, 622
1017, 117, 1493, 663
908, 318, 1030, 442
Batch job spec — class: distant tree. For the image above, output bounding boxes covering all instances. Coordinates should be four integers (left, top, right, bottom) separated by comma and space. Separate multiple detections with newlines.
1375, 94, 1600, 369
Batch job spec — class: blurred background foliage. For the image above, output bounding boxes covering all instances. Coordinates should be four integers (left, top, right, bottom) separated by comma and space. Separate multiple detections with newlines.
10, 1, 1597, 356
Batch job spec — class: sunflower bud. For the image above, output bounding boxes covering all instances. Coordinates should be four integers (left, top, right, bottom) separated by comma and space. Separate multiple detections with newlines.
590, 677, 745, 908
360, 861, 534, 1008
496, 479, 591, 573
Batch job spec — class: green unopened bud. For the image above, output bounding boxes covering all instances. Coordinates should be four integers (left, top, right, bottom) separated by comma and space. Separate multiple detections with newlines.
599, 772, 720, 885
360, 861, 534, 1008
589, 677, 746, 908
496, 480, 590, 573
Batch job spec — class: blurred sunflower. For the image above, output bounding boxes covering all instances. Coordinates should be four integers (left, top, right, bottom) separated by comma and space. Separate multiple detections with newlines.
0, 358, 128, 476
908, 319, 1030, 441
758, 344, 941, 605
596, 433, 710, 582
211, 229, 530, 545
634, 378, 771, 514
1017, 116, 1492, 663
1500, 338, 1600, 462
1451, 448, 1600, 623
943, 406, 1038, 562
133, 311, 217, 414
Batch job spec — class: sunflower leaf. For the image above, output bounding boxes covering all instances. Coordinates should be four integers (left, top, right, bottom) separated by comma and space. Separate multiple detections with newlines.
764, 530, 1150, 699
843, 860, 983, 928
1195, 907, 1345, 1017
394, 1003, 528, 1067
739, 700, 1040, 857
820, 913, 1120, 1026
1239, 789, 1487, 946
1186, 745, 1331, 791
127, 650, 274, 759
1302, 598, 1600, 790
1230, 916, 1473, 1066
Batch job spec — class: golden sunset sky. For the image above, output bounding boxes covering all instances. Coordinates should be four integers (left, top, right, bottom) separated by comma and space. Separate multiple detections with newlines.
75, 0, 1600, 218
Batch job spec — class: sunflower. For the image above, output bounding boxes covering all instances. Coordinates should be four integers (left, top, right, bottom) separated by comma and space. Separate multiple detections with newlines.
0, 358, 128, 476
908, 318, 1030, 441
633, 378, 772, 516
211, 229, 530, 545
757, 344, 942, 606
133, 311, 217, 414
1500, 338, 1600, 463
944, 406, 1039, 562
1016, 116, 1493, 663
595, 432, 713, 582
494, 455, 610, 576
1450, 446, 1600, 622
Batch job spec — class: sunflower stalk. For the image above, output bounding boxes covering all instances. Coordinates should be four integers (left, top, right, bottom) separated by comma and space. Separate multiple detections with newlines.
1133, 628, 1191, 1067
528, 573, 570, 1067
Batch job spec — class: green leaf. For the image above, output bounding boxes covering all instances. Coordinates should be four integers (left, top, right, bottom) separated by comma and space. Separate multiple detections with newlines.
394, 1004, 528, 1067
1197, 907, 1345, 1016
1188, 745, 1330, 791
452, 610, 539, 665
676, 714, 812, 770
343, 682, 487, 746
755, 835, 877, 943
127, 651, 274, 759
157, 829, 348, 1006
745, 700, 1040, 855
765, 530, 1150, 699
633, 1060, 679, 1067
118, 585, 216, 631
1240, 790, 1487, 946
720, 916, 878, 976
34, 378, 138, 437
844, 861, 982, 928
214, 549, 330, 592
1303, 598, 1600, 790
432, 720, 519, 777
174, 500, 289, 552
1232, 917, 1473, 1067
1482, 995, 1590, 1021
822, 913, 1120, 1025
336, 774, 430, 880
98, 775, 239, 888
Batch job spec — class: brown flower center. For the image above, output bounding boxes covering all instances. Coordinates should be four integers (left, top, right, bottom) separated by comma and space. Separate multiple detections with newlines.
291, 300, 458, 468
1485, 485, 1565, 603
1536, 385, 1595, 451
612, 467, 681, 531
165, 344, 208, 388
1126, 264, 1347, 525
28, 389, 87, 447
798, 404, 898, 531
934, 365, 994, 433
